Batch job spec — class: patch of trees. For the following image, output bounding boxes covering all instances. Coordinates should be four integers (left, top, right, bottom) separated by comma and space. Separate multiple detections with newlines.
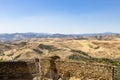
33, 49, 43, 54
70, 49, 120, 66
38, 44, 58, 51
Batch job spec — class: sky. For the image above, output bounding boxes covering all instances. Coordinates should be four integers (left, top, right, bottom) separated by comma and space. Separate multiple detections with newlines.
0, 0, 120, 34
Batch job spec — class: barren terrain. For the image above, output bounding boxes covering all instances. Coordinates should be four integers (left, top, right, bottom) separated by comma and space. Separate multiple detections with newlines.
0, 37, 120, 62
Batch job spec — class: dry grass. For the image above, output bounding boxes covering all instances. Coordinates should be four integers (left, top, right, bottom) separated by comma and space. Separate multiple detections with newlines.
1, 38, 120, 60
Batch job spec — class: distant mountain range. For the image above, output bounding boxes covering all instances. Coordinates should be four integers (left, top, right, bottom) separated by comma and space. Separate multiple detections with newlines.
0, 32, 119, 41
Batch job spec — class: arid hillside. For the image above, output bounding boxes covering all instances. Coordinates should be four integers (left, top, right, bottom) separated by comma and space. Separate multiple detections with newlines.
0, 38, 120, 62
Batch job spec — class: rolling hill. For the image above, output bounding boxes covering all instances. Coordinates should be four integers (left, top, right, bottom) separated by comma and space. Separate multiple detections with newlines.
1, 37, 120, 63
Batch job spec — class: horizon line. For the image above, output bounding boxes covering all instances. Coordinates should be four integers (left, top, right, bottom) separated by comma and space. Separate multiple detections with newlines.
0, 32, 119, 35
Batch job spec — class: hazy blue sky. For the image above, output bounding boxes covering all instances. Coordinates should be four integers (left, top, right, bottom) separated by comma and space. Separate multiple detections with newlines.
0, 0, 120, 34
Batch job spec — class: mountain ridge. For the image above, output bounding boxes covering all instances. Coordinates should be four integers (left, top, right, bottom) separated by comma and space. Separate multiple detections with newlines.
0, 32, 119, 41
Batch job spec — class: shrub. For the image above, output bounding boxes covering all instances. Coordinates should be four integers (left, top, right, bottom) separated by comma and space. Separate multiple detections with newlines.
70, 49, 120, 66
38, 44, 58, 51
33, 49, 43, 54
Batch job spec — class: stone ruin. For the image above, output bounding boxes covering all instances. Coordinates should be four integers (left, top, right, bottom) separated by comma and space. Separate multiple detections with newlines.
0, 56, 120, 80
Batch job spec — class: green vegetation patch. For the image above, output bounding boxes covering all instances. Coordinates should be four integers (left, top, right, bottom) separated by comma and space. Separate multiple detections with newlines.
0, 59, 3, 62
114, 66, 120, 80
33, 48, 43, 54
70, 49, 120, 66
38, 44, 58, 51
13, 54, 21, 60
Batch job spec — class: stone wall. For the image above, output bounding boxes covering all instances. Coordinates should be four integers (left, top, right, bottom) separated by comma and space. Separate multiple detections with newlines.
40, 58, 114, 80
0, 61, 37, 80
0, 58, 119, 80
56, 60, 113, 80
